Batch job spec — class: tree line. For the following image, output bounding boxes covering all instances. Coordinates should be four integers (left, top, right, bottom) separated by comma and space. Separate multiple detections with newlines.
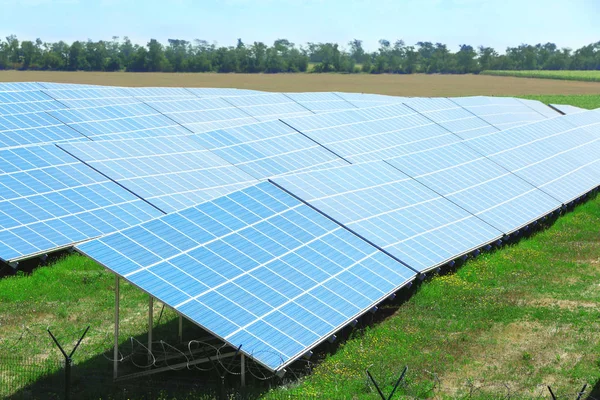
1, 35, 599, 74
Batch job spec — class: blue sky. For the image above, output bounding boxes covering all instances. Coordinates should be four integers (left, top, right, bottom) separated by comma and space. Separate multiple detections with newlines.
0, 0, 598, 52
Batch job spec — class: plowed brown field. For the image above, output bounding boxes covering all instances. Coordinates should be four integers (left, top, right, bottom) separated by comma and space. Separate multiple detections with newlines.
2, 71, 600, 96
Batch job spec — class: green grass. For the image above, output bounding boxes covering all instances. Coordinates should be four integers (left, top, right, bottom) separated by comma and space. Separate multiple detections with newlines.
265, 197, 600, 399
518, 94, 600, 110
482, 70, 600, 82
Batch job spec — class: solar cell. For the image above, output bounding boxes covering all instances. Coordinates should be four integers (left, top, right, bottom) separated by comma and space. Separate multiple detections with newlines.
386, 142, 562, 234
403, 97, 499, 139
222, 93, 313, 121
0, 144, 162, 262
282, 103, 461, 163
47, 103, 191, 140
144, 97, 257, 133
188, 120, 349, 179
273, 161, 503, 272
59, 136, 258, 213
0, 111, 87, 148
76, 181, 416, 371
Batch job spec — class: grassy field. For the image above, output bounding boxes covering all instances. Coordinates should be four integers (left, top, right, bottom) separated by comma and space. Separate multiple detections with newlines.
482, 70, 600, 83
3, 70, 600, 96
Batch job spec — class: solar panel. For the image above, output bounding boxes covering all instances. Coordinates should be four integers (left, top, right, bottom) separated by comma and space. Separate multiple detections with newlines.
450, 96, 547, 130
464, 115, 600, 204
59, 136, 258, 213
143, 97, 257, 133
403, 97, 499, 139
284, 92, 357, 113
125, 87, 199, 102
274, 161, 503, 272
550, 104, 587, 115
334, 92, 406, 108
386, 142, 562, 234
189, 120, 349, 179
282, 103, 460, 163
185, 88, 264, 97
76, 181, 416, 371
47, 103, 191, 140
222, 93, 313, 121
42, 87, 140, 108
517, 98, 561, 118
0, 91, 67, 116
0, 82, 45, 92
37, 82, 106, 89
0, 144, 162, 262
0, 111, 87, 148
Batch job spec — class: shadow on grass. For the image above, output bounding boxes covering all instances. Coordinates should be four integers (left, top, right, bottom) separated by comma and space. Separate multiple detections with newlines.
4, 191, 599, 400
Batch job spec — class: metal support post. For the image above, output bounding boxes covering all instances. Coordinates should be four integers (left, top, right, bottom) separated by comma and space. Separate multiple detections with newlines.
178, 315, 183, 343
240, 353, 246, 387
148, 296, 153, 361
114, 276, 120, 380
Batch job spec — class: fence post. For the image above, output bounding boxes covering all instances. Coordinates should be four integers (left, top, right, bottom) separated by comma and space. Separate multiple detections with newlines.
47, 326, 90, 400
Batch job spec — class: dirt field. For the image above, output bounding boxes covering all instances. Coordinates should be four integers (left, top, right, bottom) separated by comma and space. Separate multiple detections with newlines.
2, 71, 600, 96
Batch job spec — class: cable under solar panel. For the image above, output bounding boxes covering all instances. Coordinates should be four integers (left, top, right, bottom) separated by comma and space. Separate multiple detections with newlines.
282, 103, 461, 163
385, 141, 562, 234
143, 97, 258, 133
76, 181, 416, 371
188, 120, 349, 180
47, 103, 191, 140
273, 161, 503, 272
0, 111, 88, 148
58, 136, 259, 213
0, 144, 162, 262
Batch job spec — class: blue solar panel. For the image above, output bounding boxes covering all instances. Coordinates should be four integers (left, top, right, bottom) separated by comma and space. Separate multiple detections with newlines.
0, 82, 45, 92
189, 120, 349, 179
43, 87, 140, 108
37, 82, 106, 90
59, 136, 258, 213
386, 142, 562, 234
223, 93, 313, 121
185, 88, 264, 97
550, 104, 586, 115
282, 104, 460, 163
334, 92, 406, 109
47, 103, 190, 140
284, 92, 356, 113
76, 181, 416, 371
517, 98, 561, 118
450, 96, 546, 130
273, 161, 503, 272
0, 91, 67, 116
144, 97, 257, 133
403, 97, 499, 139
0, 111, 87, 148
0, 145, 162, 262
464, 115, 600, 204
125, 87, 198, 101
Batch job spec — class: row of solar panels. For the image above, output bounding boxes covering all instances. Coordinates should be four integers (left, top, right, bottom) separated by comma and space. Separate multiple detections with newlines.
76, 108, 600, 371
0, 93, 574, 263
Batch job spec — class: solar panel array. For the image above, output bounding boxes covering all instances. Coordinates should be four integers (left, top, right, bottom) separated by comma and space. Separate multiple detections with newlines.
1, 81, 597, 374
